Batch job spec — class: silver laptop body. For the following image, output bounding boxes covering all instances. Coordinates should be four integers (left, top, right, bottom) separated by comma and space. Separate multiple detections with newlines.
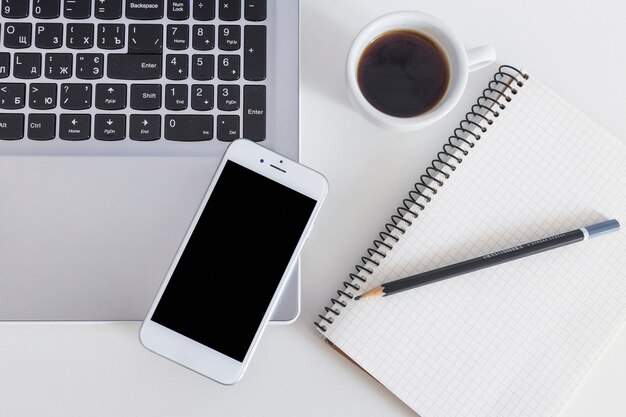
0, 0, 300, 322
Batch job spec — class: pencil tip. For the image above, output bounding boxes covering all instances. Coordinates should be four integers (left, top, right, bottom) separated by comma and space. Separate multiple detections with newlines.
354, 295, 361, 301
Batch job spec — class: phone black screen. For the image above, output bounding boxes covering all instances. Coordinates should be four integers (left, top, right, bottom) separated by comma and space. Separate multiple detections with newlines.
152, 161, 316, 362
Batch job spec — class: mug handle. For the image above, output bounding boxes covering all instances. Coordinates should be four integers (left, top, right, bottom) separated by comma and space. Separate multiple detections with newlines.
466, 46, 497, 72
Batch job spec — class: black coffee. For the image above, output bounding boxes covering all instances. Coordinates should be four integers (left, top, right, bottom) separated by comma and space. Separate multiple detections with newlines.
357, 30, 450, 118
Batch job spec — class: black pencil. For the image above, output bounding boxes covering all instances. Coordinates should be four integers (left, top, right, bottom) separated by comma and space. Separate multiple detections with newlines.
355, 219, 620, 301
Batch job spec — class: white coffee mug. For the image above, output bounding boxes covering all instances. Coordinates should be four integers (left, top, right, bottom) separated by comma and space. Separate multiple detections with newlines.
346, 11, 496, 131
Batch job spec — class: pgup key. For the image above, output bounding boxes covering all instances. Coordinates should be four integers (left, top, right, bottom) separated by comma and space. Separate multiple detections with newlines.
0, 83, 26, 110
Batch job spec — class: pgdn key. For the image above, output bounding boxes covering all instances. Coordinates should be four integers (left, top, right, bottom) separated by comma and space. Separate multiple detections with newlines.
165, 115, 213, 141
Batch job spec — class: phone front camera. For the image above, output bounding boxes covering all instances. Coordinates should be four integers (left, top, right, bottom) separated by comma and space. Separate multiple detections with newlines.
260, 159, 264, 163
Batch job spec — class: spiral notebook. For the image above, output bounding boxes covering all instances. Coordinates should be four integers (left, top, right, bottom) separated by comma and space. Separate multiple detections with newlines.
316, 66, 626, 417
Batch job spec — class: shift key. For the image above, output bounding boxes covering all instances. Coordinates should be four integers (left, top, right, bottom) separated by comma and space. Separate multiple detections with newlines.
243, 85, 265, 141
108, 54, 162, 80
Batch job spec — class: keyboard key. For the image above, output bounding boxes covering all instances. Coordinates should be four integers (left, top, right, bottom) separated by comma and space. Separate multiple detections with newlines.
129, 24, 163, 54
217, 84, 239, 111
219, 0, 239, 21
76, 53, 104, 79
218, 25, 240, 50
165, 115, 212, 141
0, 113, 24, 140
167, 0, 189, 20
0, 83, 26, 109
165, 84, 188, 110
192, 54, 214, 80
59, 114, 90, 140
67, 23, 94, 49
27, 114, 56, 141
14, 53, 42, 79
129, 114, 160, 141
244, 25, 266, 81
107, 54, 162, 80
33, 0, 61, 19
60, 83, 92, 110
0, 53, 9, 78
243, 85, 265, 141
95, 114, 126, 141
218, 54, 240, 80
192, 25, 214, 50
244, 0, 265, 21
191, 84, 213, 110
2, 0, 29, 18
166, 54, 188, 80
35, 23, 63, 49
45, 53, 73, 79
167, 24, 189, 50
131, 84, 161, 110
193, 0, 214, 21
3, 23, 32, 49
29, 83, 57, 109
95, 83, 126, 110
95, 0, 122, 19
217, 115, 239, 141
97, 24, 125, 49
126, 0, 163, 20
63, 0, 91, 19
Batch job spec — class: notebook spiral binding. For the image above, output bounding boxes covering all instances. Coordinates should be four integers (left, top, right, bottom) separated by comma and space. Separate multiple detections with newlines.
315, 65, 529, 332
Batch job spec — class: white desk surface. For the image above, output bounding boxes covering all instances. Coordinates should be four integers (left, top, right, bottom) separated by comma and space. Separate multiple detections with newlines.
1, 1, 624, 416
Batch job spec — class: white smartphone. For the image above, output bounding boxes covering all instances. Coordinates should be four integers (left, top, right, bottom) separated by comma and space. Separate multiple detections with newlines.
139, 139, 328, 385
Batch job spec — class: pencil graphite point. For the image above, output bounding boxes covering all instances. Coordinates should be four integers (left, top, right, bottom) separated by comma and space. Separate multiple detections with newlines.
355, 286, 385, 301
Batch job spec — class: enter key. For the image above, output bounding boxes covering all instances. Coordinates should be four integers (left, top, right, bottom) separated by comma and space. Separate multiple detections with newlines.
243, 85, 265, 141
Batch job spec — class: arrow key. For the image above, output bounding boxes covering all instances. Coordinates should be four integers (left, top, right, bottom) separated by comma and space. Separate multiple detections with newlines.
191, 84, 213, 110
95, 114, 126, 141
95, 83, 127, 110
59, 114, 91, 141
130, 114, 161, 141
192, 25, 214, 51
166, 54, 188, 80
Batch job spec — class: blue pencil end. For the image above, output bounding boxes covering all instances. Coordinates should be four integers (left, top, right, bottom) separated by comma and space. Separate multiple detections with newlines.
584, 219, 621, 239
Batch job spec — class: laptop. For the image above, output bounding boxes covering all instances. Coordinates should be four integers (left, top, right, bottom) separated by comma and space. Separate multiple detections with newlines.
0, 0, 300, 322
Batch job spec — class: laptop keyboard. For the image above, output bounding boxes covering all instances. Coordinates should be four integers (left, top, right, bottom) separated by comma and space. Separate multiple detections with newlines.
0, 0, 267, 144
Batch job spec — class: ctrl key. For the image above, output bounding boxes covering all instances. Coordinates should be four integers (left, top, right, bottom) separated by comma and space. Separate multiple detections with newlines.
0, 113, 25, 140
28, 114, 56, 141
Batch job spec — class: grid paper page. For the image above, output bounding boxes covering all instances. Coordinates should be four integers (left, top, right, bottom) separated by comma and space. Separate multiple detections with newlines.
321, 74, 626, 417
